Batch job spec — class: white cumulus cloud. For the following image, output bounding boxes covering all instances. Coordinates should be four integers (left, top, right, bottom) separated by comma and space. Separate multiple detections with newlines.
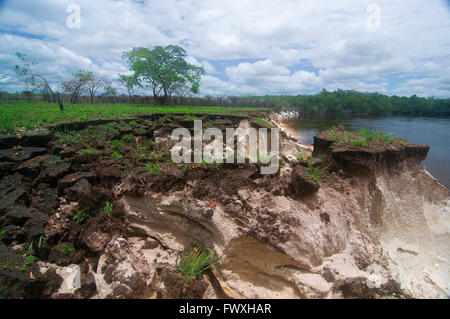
0, 0, 448, 97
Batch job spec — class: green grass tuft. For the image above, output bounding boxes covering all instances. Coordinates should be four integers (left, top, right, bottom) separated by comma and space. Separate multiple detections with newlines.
176, 243, 219, 284
103, 201, 113, 216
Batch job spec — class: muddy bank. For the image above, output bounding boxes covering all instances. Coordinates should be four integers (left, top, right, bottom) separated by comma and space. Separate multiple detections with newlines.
0, 112, 448, 299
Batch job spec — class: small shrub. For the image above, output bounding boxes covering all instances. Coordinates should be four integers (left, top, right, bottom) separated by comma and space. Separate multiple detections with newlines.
295, 152, 304, 162
72, 210, 88, 224
112, 140, 124, 150
82, 148, 93, 155
359, 128, 395, 145
61, 243, 74, 255
53, 155, 62, 164
353, 138, 370, 148
145, 163, 162, 174
111, 151, 123, 159
0, 229, 6, 241
328, 127, 396, 148
22, 255, 38, 270
306, 162, 328, 183
335, 131, 351, 146
122, 134, 132, 143
148, 151, 159, 160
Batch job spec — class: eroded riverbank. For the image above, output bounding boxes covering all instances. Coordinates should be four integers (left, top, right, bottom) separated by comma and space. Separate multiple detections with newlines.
0, 112, 448, 299
284, 114, 450, 189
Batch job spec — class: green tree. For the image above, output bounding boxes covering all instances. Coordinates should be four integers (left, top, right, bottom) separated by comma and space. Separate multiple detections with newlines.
123, 45, 205, 105
14, 52, 56, 102
118, 74, 137, 101
103, 84, 118, 103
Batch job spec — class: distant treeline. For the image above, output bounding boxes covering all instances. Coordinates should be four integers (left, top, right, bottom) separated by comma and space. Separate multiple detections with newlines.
242, 90, 450, 116
0, 91, 225, 106
1, 89, 449, 116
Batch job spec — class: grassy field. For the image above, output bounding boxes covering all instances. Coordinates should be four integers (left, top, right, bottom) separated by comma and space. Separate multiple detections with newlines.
0, 101, 267, 134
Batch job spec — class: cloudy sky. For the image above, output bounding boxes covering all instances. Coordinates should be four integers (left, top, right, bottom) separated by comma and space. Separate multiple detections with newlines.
0, 0, 449, 97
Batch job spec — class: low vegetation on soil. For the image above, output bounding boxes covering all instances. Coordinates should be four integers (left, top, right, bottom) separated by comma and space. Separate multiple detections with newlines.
295, 152, 304, 162
61, 243, 74, 255
145, 163, 162, 174
306, 162, 328, 183
176, 243, 219, 284
82, 148, 93, 155
23, 255, 38, 270
111, 151, 123, 159
0, 106, 432, 299
103, 201, 113, 216
0, 101, 266, 134
255, 117, 273, 128
327, 126, 397, 148
72, 210, 89, 224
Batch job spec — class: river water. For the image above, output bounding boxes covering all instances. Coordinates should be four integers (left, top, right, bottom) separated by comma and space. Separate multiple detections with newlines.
285, 115, 450, 189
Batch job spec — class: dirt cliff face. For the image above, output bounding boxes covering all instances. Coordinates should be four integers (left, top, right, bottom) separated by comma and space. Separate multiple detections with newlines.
109, 119, 449, 299
310, 128, 449, 298
0, 114, 448, 299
